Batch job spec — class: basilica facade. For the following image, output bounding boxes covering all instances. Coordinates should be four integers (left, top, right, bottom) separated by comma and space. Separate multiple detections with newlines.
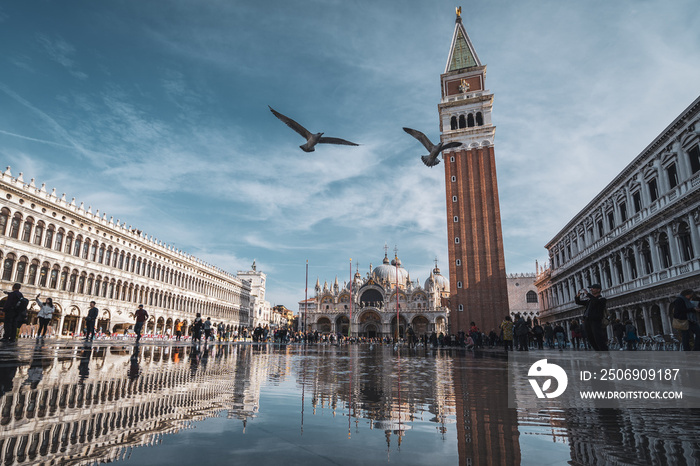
0, 167, 251, 337
301, 251, 450, 338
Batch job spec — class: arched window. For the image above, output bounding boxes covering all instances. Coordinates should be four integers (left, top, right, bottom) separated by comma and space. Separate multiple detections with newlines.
69, 270, 78, 292
9, 213, 22, 239
60, 267, 69, 291
74, 235, 82, 257
119, 251, 125, 269
15, 257, 27, 283
105, 247, 112, 266
64, 233, 73, 254
0, 208, 9, 235
38, 263, 50, 287
458, 115, 466, 129
86, 275, 94, 295
90, 243, 97, 261
467, 113, 475, 127
49, 265, 59, 289
2, 254, 15, 281
78, 273, 86, 294
526, 291, 538, 303
21, 217, 34, 242
640, 240, 653, 275
33, 221, 44, 246
82, 239, 90, 259
27, 260, 39, 285
54, 229, 64, 251
476, 112, 483, 126
44, 225, 54, 248
450, 116, 458, 130
98, 245, 105, 264
678, 221, 694, 261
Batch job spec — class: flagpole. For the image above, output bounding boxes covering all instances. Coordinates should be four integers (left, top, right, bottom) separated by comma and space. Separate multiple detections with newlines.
304, 260, 308, 341
395, 246, 399, 342
349, 258, 352, 339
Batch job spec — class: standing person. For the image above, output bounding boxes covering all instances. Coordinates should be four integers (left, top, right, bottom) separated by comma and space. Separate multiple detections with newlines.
84, 301, 99, 342
672, 289, 700, 351
553, 323, 566, 351
575, 284, 609, 351
175, 321, 183, 341
532, 321, 544, 350
500, 315, 514, 352
544, 322, 554, 349
570, 320, 581, 350
35, 294, 55, 339
1, 283, 24, 343
217, 322, 225, 342
192, 313, 203, 343
203, 317, 212, 342
612, 319, 625, 350
134, 304, 149, 343
514, 315, 529, 351
624, 320, 639, 351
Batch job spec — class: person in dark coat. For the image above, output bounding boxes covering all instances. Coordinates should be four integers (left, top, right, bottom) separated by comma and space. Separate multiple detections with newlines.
84, 301, 99, 341
1, 283, 23, 342
576, 284, 609, 351
673, 289, 700, 351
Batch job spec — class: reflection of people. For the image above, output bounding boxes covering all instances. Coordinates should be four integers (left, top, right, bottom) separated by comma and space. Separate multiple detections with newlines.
128, 346, 140, 380
25, 343, 47, 389
1, 283, 23, 342
85, 301, 98, 341
134, 305, 149, 343
0, 345, 19, 397
36, 294, 55, 339
576, 284, 609, 351
78, 343, 93, 382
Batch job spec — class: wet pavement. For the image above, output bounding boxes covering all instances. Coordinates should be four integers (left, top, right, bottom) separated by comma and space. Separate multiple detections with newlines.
0, 339, 699, 465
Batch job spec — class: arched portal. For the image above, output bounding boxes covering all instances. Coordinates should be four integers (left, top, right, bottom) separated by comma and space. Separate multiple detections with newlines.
336, 315, 349, 336
391, 316, 408, 339
359, 310, 381, 337
317, 317, 332, 334
412, 315, 430, 337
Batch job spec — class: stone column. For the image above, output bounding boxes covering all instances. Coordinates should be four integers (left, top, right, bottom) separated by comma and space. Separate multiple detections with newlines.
642, 305, 653, 337
648, 232, 662, 273
688, 210, 700, 260
76, 316, 83, 337
58, 314, 65, 337
659, 301, 672, 335
667, 223, 681, 266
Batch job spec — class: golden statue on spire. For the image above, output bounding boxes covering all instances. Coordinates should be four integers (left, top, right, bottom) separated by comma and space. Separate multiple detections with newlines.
456, 6, 462, 18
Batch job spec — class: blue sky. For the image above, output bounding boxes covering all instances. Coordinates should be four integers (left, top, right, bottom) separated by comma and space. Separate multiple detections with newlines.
1, 1, 699, 309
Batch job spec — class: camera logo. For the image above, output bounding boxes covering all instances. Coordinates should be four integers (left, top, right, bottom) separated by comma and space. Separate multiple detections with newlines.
528, 359, 568, 399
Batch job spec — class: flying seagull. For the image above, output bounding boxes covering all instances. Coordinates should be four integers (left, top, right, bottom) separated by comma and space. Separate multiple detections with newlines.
402, 127, 463, 167
269, 106, 359, 152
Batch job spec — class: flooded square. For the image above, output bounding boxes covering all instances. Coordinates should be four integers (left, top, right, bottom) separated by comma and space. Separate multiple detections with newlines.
1, 340, 700, 465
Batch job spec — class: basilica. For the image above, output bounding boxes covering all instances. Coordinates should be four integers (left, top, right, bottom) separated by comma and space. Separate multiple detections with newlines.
301, 249, 450, 338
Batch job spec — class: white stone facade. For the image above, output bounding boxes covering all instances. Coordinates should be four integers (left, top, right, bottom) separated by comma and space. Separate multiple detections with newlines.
506, 273, 539, 324
535, 96, 700, 336
0, 168, 251, 337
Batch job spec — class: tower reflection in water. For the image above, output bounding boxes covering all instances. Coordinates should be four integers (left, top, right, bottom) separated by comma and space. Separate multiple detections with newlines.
1, 343, 699, 465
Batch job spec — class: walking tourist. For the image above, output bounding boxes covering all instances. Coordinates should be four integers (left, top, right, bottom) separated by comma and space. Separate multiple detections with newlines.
624, 320, 639, 350
672, 289, 700, 351
192, 313, 203, 343
217, 322, 225, 342
84, 301, 98, 341
544, 322, 554, 348
575, 284, 609, 351
175, 321, 183, 341
500, 315, 514, 352
514, 315, 529, 351
1, 283, 24, 343
203, 317, 212, 342
532, 321, 544, 349
553, 323, 566, 351
35, 294, 54, 339
134, 304, 149, 343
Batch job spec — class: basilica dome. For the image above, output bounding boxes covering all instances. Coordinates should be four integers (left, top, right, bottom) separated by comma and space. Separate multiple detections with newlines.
425, 265, 450, 292
372, 253, 410, 287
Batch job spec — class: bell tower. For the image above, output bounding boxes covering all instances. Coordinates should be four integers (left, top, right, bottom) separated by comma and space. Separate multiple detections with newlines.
438, 7, 509, 334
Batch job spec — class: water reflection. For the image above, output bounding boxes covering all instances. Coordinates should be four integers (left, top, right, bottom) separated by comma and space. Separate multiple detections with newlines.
0, 342, 698, 464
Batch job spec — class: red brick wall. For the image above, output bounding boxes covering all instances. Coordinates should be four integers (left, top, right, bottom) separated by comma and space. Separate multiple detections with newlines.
443, 146, 510, 334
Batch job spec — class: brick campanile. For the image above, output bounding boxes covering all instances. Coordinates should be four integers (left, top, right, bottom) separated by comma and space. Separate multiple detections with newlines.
438, 9, 509, 335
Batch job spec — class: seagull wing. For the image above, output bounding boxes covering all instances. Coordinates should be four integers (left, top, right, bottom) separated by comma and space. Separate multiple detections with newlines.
318, 137, 359, 146
269, 106, 312, 139
403, 127, 435, 151
441, 141, 463, 151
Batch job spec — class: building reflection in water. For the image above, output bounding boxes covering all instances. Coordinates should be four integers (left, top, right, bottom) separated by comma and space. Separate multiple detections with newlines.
1, 343, 699, 465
